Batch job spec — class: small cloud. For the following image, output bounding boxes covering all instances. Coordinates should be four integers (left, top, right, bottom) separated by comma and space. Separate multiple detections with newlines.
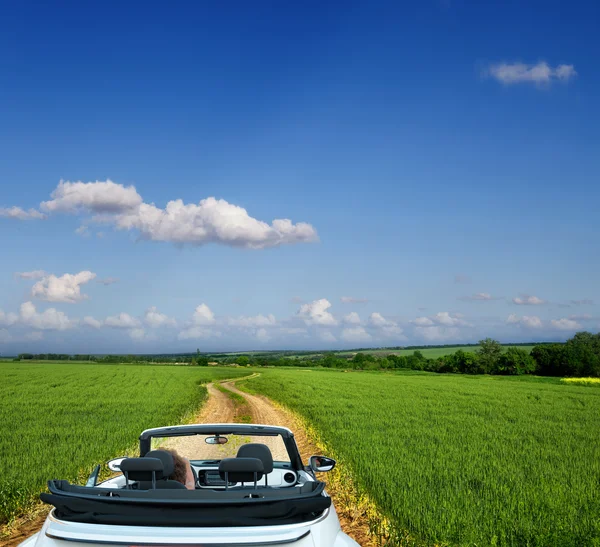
96, 277, 119, 286
15, 270, 47, 280
31, 271, 96, 303
412, 316, 434, 327
506, 314, 543, 329
192, 303, 216, 326
297, 299, 337, 326
82, 316, 103, 329
571, 299, 593, 306
569, 314, 592, 321
340, 296, 368, 304
459, 293, 499, 301
144, 306, 176, 328
486, 61, 577, 86
75, 225, 90, 237
0, 206, 46, 220
343, 312, 361, 325
550, 318, 582, 331
290, 296, 304, 304
20, 301, 76, 330
104, 312, 141, 329
513, 295, 545, 306
96, 231, 104, 238
454, 274, 471, 284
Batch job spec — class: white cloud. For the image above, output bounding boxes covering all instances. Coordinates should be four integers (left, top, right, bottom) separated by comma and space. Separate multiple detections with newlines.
432, 312, 470, 327
97, 277, 119, 285
41, 179, 143, 214
256, 328, 271, 343
31, 271, 96, 303
412, 316, 434, 327
75, 225, 90, 237
20, 301, 75, 330
550, 318, 582, 331
340, 296, 368, 304
15, 270, 47, 280
487, 62, 577, 85
144, 306, 176, 328
104, 312, 141, 329
368, 312, 389, 327
129, 328, 147, 340
343, 312, 361, 325
454, 274, 471, 284
513, 295, 545, 306
459, 293, 496, 301
297, 299, 337, 326
368, 312, 404, 338
506, 314, 543, 329
177, 326, 219, 340
415, 326, 460, 341
290, 296, 304, 304
111, 197, 318, 249
318, 330, 337, 343
227, 314, 277, 328
0, 206, 46, 220
0, 309, 19, 326
0, 329, 13, 343
192, 304, 216, 326
341, 326, 372, 343
82, 316, 102, 328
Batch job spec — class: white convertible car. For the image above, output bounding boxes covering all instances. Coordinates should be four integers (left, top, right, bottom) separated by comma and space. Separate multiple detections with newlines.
20, 424, 359, 547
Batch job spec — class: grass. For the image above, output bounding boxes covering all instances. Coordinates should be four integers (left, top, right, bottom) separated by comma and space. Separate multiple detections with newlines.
246, 369, 600, 547
0, 363, 248, 523
215, 383, 252, 423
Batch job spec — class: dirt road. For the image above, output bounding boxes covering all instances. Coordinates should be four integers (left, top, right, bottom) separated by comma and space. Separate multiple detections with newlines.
1, 375, 373, 547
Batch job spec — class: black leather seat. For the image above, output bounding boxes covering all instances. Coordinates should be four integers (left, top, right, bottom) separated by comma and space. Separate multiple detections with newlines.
237, 443, 274, 485
219, 457, 264, 489
124, 450, 187, 490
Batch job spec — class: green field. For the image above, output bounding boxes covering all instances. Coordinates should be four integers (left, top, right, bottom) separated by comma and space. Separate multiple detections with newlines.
0, 363, 248, 523
245, 369, 600, 547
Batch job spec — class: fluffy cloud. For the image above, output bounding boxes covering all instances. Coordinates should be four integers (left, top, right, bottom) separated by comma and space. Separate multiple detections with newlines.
343, 312, 361, 325
0, 309, 19, 326
513, 295, 545, 306
82, 316, 103, 328
32, 271, 96, 303
104, 312, 141, 329
15, 270, 47, 280
129, 328, 147, 340
20, 301, 75, 330
459, 293, 497, 301
368, 312, 404, 337
412, 316, 434, 327
0, 206, 46, 220
96, 277, 119, 285
75, 225, 90, 237
227, 314, 277, 328
297, 299, 337, 326
192, 304, 216, 326
341, 326, 372, 343
433, 312, 470, 327
550, 318, 582, 331
340, 296, 368, 304
506, 314, 543, 329
415, 326, 460, 341
144, 306, 176, 328
112, 197, 317, 249
41, 180, 143, 213
487, 62, 577, 85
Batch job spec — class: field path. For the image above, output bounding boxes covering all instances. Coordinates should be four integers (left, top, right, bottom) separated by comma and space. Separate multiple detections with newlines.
1, 373, 371, 547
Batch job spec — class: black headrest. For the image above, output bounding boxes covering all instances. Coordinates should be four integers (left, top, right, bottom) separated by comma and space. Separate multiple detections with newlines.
120, 458, 163, 482
219, 457, 264, 483
145, 450, 174, 479
236, 443, 274, 474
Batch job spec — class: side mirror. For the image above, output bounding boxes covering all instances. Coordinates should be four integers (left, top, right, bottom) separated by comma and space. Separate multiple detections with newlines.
107, 457, 126, 472
309, 455, 336, 473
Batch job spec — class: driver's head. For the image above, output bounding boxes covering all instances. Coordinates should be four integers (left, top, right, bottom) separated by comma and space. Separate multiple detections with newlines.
164, 449, 194, 489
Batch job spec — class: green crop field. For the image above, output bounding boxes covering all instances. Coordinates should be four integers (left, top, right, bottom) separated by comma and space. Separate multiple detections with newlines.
0, 363, 248, 523
245, 369, 600, 547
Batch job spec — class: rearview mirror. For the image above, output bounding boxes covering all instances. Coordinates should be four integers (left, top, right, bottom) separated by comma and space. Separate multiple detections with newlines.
309, 455, 336, 473
107, 457, 126, 472
205, 435, 228, 445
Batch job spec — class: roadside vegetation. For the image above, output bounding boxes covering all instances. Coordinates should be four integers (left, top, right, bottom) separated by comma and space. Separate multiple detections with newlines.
245, 369, 600, 547
0, 363, 248, 524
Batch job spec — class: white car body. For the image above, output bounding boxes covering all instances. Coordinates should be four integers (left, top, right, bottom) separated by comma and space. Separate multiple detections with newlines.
20, 424, 359, 547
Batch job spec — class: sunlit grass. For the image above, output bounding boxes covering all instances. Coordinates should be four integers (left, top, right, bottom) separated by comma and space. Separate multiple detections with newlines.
561, 377, 600, 387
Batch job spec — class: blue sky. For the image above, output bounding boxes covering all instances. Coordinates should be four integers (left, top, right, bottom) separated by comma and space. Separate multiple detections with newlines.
0, 1, 598, 353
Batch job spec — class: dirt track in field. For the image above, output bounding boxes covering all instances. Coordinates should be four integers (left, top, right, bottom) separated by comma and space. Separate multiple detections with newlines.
1, 375, 372, 547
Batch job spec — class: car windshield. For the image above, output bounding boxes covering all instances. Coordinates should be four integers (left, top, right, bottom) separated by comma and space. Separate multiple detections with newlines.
150, 433, 291, 464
